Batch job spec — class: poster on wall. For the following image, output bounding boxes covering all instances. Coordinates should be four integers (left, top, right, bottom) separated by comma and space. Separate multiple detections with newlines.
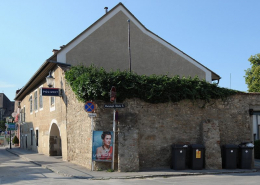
92, 131, 113, 162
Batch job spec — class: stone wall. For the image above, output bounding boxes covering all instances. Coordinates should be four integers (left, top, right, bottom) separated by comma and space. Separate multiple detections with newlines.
65, 83, 260, 171
202, 119, 222, 169
66, 86, 92, 169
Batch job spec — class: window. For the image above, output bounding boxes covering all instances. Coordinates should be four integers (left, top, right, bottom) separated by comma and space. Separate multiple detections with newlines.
34, 91, 38, 111
39, 87, 43, 109
51, 96, 55, 106
50, 95, 55, 112
23, 107, 25, 122
20, 109, 22, 122
50, 71, 55, 112
30, 129, 33, 145
253, 113, 260, 141
20, 107, 25, 122
29, 96, 33, 113
36, 130, 38, 147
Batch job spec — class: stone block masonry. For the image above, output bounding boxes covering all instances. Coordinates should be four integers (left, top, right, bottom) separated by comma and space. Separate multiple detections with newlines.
202, 119, 222, 169
65, 81, 260, 171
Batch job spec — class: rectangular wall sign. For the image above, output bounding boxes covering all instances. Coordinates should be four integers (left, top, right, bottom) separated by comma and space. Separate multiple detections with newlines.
42, 88, 60, 96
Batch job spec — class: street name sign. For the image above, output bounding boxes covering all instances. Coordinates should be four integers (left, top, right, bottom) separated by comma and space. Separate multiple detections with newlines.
88, 113, 97, 118
7, 123, 16, 131
42, 88, 60, 96
104, 104, 125, 108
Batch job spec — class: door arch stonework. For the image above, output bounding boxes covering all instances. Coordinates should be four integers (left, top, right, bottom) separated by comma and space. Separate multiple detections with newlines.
49, 121, 62, 156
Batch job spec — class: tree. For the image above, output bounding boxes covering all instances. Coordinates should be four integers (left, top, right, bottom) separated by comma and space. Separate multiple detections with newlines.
12, 136, 19, 144
0, 120, 6, 131
245, 53, 260, 92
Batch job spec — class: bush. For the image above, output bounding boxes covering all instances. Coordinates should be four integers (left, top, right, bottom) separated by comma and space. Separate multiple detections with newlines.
254, 140, 260, 159
65, 65, 239, 104
12, 136, 19, 144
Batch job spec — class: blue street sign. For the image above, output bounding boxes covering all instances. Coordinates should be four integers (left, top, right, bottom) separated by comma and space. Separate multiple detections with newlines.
85, 101, 95, 113
7, 123, 16, 131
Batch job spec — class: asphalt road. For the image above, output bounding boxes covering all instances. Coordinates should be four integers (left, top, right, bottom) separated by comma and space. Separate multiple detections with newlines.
0, 147, 260, 184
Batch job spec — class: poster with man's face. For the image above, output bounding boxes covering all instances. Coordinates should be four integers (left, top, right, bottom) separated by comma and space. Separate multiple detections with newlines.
92, 131, 113, 162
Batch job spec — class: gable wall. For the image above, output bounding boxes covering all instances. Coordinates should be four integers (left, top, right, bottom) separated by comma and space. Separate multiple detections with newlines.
64, 10, 207, 80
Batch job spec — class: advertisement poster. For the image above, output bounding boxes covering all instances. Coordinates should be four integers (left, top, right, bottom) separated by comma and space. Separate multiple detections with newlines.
92, 131, 113, 162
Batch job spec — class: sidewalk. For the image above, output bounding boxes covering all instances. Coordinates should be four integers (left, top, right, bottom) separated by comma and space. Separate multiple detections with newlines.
5, 147, 259, 180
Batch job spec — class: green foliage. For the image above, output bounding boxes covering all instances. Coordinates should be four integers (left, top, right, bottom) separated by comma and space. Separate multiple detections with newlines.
106, 169, 114, 172
65, 65, 239, 104
245, 53, 260, 92
0, 120, 6, 131
12, 135, 19, 144
254, 140, 260, 159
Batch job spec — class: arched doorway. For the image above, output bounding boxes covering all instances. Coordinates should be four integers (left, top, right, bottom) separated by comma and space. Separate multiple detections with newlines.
49, 123, 62, 156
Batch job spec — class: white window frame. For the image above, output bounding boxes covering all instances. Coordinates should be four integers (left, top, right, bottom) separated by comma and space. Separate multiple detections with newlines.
34, 90, 38, 112
20, 106, 26, 123
29, 95, 33, 114
50, 71, 55, 112
39, 85, 43, 110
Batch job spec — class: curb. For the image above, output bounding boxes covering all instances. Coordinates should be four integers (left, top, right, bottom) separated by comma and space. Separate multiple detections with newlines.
5, 148, 259, 180
90, 170, 258, 180
5, 148, 74, 178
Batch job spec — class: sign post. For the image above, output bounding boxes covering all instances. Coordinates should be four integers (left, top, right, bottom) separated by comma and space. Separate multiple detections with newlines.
7, 123, 16, 149
107, 86, 125, 170
111, 87, 116, 170
88, 87, 125, 171
84, 101, 96, 171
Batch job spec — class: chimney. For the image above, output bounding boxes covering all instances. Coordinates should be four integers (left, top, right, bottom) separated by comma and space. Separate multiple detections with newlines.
104, 7, 108, 14
52, 49, 59, 55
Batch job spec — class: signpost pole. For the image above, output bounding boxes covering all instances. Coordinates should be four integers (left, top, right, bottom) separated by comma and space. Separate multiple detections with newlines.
9, 130, 11, 149
112, 99, 116, 170
110, 86, 117, 171
84, 101, 96, 171
91, 117, 94, 171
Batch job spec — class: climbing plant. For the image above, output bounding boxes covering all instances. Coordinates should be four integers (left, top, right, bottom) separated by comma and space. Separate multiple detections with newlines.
65, 65, 239, 104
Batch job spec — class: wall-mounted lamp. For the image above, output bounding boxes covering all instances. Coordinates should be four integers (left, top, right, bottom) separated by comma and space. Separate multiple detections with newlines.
46, 71, 55, 88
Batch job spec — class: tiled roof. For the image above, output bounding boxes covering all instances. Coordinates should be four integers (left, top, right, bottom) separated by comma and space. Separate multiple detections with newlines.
15, 61, 70, 101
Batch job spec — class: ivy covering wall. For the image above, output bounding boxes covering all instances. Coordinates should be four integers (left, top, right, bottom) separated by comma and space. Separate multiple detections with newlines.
65, 65, 239, 104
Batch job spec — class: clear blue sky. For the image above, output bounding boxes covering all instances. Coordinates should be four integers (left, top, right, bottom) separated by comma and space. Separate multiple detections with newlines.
1, 0, 260, 101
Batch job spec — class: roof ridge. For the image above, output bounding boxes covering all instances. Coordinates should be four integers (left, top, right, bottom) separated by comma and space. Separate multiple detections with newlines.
48, 2, 220, 79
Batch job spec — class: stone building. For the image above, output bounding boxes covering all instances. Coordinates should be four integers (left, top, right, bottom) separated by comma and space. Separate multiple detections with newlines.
0, 93, 14, 122
15, 61, 70, 159
14, 3, 258, 171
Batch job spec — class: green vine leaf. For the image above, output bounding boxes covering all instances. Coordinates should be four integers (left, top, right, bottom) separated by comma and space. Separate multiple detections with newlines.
65, 65, 239, 104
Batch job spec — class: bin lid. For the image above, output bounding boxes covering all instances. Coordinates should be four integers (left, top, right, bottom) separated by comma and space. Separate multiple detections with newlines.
172, 144, 188, 149
190, 144, 205, 149
239, 145, 254, 149
223, 144, 239, 149
238, 142, 254, 148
